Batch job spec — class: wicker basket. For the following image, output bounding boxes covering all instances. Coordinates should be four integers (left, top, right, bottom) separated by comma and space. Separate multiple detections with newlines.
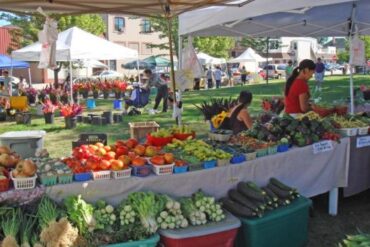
208, 132, 232, 142
129, 121, 160, 141
10, 171, 37, 190
111, 168, 132, 179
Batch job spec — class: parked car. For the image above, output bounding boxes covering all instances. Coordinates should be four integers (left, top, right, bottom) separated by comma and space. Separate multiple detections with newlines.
92, 70, 122, 79
263, 64, 286, 79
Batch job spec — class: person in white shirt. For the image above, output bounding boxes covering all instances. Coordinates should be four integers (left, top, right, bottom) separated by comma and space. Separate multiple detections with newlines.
206, 67, 213, 89
213, 66, 222, 89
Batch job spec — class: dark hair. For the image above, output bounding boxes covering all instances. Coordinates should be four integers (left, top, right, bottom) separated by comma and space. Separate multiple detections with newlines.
288, 60, 292, 64
285, 59, 315, 96
143, 69, 152, 75
239, 90, 253, 106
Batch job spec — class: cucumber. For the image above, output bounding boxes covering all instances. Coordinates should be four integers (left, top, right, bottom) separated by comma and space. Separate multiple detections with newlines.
267, 183, 294, 199
246, 181, 267, 196
228, 189, 259, 212
237, 182, 265, 202
262, 187, 279, 202
270, 178, 296, 192
220, 198, 257, 218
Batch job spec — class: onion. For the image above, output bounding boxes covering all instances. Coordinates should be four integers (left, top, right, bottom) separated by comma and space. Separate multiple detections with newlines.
0, 145, 11, 154
17, 160, 37, 177
0, 153, 16, 168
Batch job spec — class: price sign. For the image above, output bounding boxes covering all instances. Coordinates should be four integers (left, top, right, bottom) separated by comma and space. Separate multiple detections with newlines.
313, 140, 334, 154
356, 136, 370, 148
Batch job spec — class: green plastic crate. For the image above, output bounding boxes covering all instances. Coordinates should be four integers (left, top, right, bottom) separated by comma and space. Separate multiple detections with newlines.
267, 145, 278, 155
39, 174, 57, 186
102, 234, 160, 247
235, 197, 312, 247
58, 174, 73, 184
256, 148, 268, 157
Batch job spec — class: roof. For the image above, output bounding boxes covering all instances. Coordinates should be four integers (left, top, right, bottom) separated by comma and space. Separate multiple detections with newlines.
0, 0, 235, 17
0, 54, 29, 69
0, 27, 12, 55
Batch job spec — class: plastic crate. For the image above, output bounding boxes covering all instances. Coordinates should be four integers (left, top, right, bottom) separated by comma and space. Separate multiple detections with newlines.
231, 155, 246, 164
208, 132, 232, 142
256, 148, 268, 158
103, 234, 160, 247
0, 130, 46, 158
10, 171, 37, 190
277, 144, 289, 153
235, 197, 312, 247
152, 164, 174, 175
358, 127, 369, 136
173, 165, 188, 174
72, 133, 108, 149
217, 159, 230, 167
39, 174, 58, 186
267, 146, 278, 155
58, 173, 73, 184
339, 128, 358, 137
129, 121, 160, 141
74, 172, 92, 182
203, 160, 217, 169
131, 164, 152, 177
245, 152, 256, 161
10, 96, 28, 110
92, 170, 111, 180
111, 168, 132, 179
160, 211, 240, 247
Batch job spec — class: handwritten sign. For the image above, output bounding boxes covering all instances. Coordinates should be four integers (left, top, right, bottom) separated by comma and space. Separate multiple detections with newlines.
356, 136, 370, 148
313, 140, 334, 154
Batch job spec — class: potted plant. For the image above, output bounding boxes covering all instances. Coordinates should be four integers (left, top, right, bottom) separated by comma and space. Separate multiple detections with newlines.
112, 80, 127, 99
360, 84, 370, 100
60, 91, 70, 104
90, 82, 100, 99
60, 103, 82, 129
261, 96, 285, 115
42, 99, 58, 124
99, 80, 112, 99
25, 87, 37, 105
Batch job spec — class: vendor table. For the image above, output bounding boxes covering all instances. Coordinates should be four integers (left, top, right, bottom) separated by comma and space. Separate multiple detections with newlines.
343, 135, 370, 197
47, 138, 350, 215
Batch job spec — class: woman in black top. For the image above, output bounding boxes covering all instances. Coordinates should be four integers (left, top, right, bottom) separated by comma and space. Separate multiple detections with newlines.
228, 90, 253, 134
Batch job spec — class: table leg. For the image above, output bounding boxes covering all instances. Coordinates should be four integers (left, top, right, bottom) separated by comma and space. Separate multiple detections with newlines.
329, 188, 338, 216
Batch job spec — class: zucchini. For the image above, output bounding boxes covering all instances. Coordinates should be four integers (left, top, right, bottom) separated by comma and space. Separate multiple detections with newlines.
270, 178, 296, 192
237, 182, 265, 202
220, 198, 257, 218
278, 198, 291, 206
228, 189, 259, 212
262, 187, 279, 202
246, 181, 267, 196
267, 183, 294, 199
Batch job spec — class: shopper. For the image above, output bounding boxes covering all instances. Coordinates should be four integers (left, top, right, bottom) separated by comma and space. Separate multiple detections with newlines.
284, 59, 316, 114
227, 90, 254, 134
314, 58, 325, 91
143, 69, 168, 113
206, 67, 213, 89
285, 60, 294, 79
213, 66, 222, 89
240, 66, 248, 85
0, 71, 11, 96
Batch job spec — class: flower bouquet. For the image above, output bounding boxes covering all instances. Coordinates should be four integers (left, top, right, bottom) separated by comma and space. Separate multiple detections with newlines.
261, 96, 285, 115
25, 87, 37, 104
42, 99, 58, 124
60, 103, 82, 129
112, 80, 127, 99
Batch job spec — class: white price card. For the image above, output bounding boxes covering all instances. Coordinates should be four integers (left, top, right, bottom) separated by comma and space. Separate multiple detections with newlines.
313, 140, 334, 154
356, 136, 370, 148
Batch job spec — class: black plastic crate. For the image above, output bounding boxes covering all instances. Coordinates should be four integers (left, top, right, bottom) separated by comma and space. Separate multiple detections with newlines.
72, 133, 108, 149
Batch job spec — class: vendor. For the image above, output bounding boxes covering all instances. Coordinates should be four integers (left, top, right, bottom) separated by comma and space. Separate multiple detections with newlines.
228, 90, 253, 134
0, 71, 11, 96
284, 59, 316, 114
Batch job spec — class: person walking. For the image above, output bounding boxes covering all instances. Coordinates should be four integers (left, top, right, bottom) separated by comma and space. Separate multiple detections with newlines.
206, 67, 213, 89
213, 66, 222, 89
314, 58, 325, 91
143, 69, 168, 113
285, 60, 294, 79
240, 66, 248, 85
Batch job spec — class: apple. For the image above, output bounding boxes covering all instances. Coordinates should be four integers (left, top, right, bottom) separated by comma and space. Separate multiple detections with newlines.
128, 151, 137, 160
134, 145, 146, 156
150, 155, 165, 166
118, 155, 131, 166
164, 153, 174, 164
104, 146, 111, 152
126, 138, 138, 149
98, 148, 107, 156
116, 146, 129, 156
111, 159, 124, 171
95, 142, 105, 148
105, 151, 116, 160
145, 146, 157, 157
115, 140, 126, 147
100, 160, 111, 170
132, 157, 147, 166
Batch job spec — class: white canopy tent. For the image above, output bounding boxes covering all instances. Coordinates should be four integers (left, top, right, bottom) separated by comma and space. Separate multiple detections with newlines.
228, 47, 271, 72
197, 52, 226, 66
12, 27, 138, 102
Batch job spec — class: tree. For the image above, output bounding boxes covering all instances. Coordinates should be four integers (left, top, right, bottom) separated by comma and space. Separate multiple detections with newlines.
1, 13, 105, 86
193, 36, 235, 59
240, 37, 281, 54
149, 16, 177, 57
336, 36, 370, 63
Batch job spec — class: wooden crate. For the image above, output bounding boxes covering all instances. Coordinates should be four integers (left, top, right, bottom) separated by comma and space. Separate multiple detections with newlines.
129, 121, 160, 141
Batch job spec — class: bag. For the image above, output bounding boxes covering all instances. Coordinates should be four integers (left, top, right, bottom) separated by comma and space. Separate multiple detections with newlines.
219, 117, 231, 130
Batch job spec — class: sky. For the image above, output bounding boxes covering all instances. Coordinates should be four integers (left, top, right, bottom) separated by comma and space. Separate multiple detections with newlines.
0, 20, 10, 26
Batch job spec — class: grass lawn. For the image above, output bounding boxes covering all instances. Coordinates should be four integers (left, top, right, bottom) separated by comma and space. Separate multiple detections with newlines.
0, 75, 368, 157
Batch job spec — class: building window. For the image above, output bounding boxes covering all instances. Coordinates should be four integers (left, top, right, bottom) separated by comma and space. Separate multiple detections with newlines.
115, 41, 126, 47
141, 43, 152, 55
128, 42, 140, 53
114, 17, 125, 32
141, 19, 152, 33
109, 60, 117, 71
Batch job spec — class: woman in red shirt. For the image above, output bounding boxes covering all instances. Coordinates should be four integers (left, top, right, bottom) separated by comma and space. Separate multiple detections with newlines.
285, 59, 316, 114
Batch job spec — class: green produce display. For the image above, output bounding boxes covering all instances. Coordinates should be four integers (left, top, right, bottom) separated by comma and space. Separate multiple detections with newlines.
339, 233, 370, 247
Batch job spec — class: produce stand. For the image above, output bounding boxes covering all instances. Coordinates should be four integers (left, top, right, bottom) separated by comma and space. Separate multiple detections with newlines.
45, 138, 350, 216
343, 134, 370, 197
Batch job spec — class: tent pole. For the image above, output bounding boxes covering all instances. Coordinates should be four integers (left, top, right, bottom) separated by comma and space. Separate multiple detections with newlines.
348, 3, 356, 114
136, 58, 141, 82
167, 17, 177, 103
70, 60, 73, 104
28, 68, 32, 86
266, 37, 269, 84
